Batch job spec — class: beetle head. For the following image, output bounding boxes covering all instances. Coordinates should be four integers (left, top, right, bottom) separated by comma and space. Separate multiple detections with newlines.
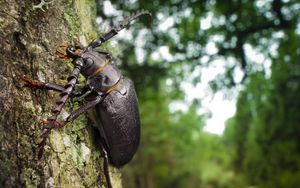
66, 45, 83, 59
55, 44, 83, 59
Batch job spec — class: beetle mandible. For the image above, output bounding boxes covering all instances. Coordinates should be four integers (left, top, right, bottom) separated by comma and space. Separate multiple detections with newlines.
21, 10, 152, 188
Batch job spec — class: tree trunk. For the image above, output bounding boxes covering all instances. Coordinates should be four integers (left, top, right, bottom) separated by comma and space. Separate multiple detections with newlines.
0, 0, 122, 187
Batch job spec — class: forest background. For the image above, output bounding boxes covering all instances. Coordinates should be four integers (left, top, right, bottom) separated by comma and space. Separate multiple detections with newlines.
98, 0, 300, 187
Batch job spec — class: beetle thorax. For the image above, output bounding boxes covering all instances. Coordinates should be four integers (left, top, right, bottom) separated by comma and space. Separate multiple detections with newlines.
80, 50, 107, 77
80, 50, 122, 94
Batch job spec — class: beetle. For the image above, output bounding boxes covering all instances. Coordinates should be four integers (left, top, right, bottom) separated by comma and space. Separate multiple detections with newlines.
21, 10, 152, 188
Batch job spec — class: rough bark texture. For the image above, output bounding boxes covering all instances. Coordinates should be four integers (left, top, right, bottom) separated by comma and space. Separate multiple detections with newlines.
0, 0, 122, 187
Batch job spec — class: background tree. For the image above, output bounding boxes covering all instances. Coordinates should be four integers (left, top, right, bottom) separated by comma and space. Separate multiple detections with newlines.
96, 0, 300, 188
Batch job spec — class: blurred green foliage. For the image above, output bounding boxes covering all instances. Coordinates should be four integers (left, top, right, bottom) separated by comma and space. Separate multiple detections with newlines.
96, 0, 300, 187
121, 85, 243, 188
224, 28, 300, 188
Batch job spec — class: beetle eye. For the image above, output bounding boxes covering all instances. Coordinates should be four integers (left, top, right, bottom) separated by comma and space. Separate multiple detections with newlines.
85, 58, 94, 67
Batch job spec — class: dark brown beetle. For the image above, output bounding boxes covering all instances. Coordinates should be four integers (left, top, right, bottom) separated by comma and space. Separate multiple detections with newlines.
21, 10, 152, 188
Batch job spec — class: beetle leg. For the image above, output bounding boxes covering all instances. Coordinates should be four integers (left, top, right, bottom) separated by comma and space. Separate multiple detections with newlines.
37, 94, 103, 160
70, 85, 90, 98
101, 146, 112, 188
43, 95, 103, 129
21, 75, 65, 92
66, 95, 103, 122
38, 95, 102, 159
21, 75, 89, 98
37, 128, 51, 159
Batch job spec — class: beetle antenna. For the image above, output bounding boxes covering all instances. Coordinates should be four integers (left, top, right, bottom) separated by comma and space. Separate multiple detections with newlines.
37, 59, 83, 159
89, 9, 152, 48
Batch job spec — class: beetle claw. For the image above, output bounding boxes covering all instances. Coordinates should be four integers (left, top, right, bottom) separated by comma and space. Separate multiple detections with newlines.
42, 119, 66, 129
20, 75, 44, 88
41, 119, 53, 129
55, 44, 70, 59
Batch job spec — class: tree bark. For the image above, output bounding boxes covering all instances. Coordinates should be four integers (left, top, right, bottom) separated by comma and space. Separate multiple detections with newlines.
0, 0, 122, 187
